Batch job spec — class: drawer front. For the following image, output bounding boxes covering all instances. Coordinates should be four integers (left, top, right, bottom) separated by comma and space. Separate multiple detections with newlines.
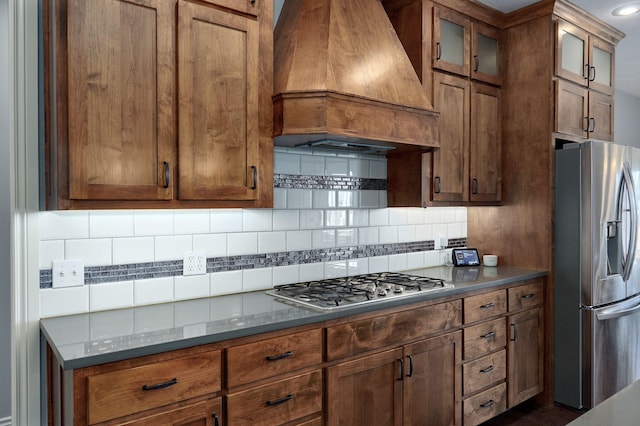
327, 300, 462, 360
464, 290, 507, 324
226, 370, 323, 426
463, 350, 506, 396
227, 329, 322, 388
463, 317, 506, 360
508, 279, 544, 312
463, 382, 507, 426
87, 350, 221, 424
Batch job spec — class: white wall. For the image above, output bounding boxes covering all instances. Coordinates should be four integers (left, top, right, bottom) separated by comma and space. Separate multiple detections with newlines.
0, 0, 12, 420
614, 89, 640, 149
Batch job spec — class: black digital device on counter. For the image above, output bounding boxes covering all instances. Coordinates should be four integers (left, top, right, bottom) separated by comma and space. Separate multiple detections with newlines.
452, 248, 480, 266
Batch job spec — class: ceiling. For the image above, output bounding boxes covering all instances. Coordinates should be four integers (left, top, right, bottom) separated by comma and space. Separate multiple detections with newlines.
477, 0, 640, 98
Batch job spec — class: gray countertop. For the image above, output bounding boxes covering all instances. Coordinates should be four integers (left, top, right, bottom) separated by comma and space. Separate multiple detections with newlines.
40, 265, 547, 370
567, 379, 640, 426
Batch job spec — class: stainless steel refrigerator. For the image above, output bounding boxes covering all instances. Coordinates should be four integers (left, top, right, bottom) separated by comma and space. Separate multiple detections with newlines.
555, 140, 640, 409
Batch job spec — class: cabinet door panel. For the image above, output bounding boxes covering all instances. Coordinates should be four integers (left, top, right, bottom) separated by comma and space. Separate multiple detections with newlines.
472, 22, 502, 86
432, 73, 470, 202
589, 37, 614, 95
508, 308, 544, 407
589, 91, 614, 142
326, 348, 403, 426
178, 0, 259, 200
404, 332, 462, 426
556, 20, 589, 87
470, 83, 501, 202
555, 79, 588, 139
67, 0, 175, 200
122, 398, 222, 426
433, 6, 470, 77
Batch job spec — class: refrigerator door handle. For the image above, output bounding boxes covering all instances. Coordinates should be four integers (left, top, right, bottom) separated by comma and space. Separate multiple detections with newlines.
620, 162, 638, 282
596, 299, 640, 321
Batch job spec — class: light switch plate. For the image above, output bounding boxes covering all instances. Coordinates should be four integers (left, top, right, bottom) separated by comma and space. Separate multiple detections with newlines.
183, 251, 207, 276
52, 260, 85, 288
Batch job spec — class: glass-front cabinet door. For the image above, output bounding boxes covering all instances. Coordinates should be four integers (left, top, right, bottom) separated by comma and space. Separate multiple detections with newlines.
556, 20, 589, 86
433, 6, 470, 77
472, 22, 501, 85
589, 37, 614, 95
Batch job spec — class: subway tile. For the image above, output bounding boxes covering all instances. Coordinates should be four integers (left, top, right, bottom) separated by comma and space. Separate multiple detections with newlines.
424, 208, 441, 224
211, 209, 243, 233
243, 210, 273, 232
325, 210, 347, 227
273, 210, 300, 231
360, 190, 381, 208
274, 152, 301, 174
175, 210, 210, 235
369, 209, 389, 226
337, 228, 358, 246
66, 238, 112, 267
273, 188, 287, 209
349, 159, 370, 178
40, 287, 89, 317
90, 281, 134, 312
300, 210, 324, 229
389, 253, 408, 272
379, 226, 399, 244
273, 265, 300, 286
325, 157, 348, 176
210, 270, 243, 296
155, 235, 193, 261
378, 191, 388, 208
287, 189, 313, 209
39, 240, 65, 269
397, 225, 416, 243
368, 256, 389, 273
134, 211, 174, 236
193, 234, 227, 258
300, 155, 325, 175
424, 250, 442, 267
312, 230, 335, 249
313, 190, 337, 209
348, 209, 369, 227
447, 222, 464, 239
299, 262, 325, 281
455, 207, 468, 222
243, 268, 273, 292
39, 211, 89, 240
174, 275, 210, 301
433, 224, 448, 242
389, 208, 409, 225
358, 227, 379, 245
259, 231, 287, 254
89, 211, 134, 238
439, 208, 458, 223
369, 159, 387, 179
337, 190, 358, 208
407, 208, 425, 225
348, 258, 369, 276
415, 224, 433, 241
134, 277, 174, 306
113, 237, 155, 264
227, 233, 258, 256
324, 261, 347, 279
407, 252, 425, 270
286, 230, 312, 251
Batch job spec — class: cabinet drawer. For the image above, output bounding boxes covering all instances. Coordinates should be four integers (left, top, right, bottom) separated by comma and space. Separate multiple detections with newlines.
464, 290, 506, 324
227, 329, 322, 388
508, 279, 544, 312
200, 0, 259, 16
463, 382, 507, 426
226, 370, 323, 426
86, 350, 221, 424
326, 300, 462, 360
463, 317, 506, 360
463, 349, 506, 396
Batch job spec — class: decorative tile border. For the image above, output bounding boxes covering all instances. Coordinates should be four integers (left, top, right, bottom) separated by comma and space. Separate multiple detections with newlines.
446, 238, 467, 248
274, 174, 387, 190
39, 238, 467, 289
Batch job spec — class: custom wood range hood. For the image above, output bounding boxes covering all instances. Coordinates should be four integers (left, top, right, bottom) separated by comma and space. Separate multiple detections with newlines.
273, 0, 440, 153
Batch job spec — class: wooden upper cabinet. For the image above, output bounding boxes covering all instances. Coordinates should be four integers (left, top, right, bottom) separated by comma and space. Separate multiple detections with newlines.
433, 6, 471, 77
555, 19, 614, 95
177, 0, 260, 201
470, 83, 502, 202
66, 0, 176, 201
472, 22, 502, 86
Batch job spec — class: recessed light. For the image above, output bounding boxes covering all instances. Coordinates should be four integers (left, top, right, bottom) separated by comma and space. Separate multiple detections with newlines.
612, 3, 640, 16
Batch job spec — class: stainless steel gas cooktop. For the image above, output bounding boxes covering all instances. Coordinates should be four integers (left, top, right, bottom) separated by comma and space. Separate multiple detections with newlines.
266, 272, 453, 311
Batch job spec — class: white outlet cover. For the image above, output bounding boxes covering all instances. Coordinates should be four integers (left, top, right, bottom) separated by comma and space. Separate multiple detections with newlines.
52, 260, 85, 288
183, 251, 207, 276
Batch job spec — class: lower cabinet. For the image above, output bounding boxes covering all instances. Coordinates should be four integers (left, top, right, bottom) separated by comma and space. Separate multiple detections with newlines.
326, 331, 462, 426
121, 398, 222, 426
508, 307, 544, 407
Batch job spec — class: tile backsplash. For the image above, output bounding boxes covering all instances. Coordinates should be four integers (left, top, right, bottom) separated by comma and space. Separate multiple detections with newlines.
39, 148, 467, 318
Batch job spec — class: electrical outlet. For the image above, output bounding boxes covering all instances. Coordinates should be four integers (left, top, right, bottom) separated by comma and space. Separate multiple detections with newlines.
52, 260, 85, 288
183, 251, 207, 276
435, 235, 448, 250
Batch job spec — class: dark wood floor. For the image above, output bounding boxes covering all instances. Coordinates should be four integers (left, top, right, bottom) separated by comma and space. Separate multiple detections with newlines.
481, 400, 585, 426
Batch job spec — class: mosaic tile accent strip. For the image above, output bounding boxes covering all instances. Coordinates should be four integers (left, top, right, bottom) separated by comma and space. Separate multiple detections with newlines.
39, 238, 467, 289
446, 238, 467, 248
274, 174, 387, 190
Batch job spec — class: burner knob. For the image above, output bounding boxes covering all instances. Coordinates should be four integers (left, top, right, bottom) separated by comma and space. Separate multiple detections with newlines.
377, 289, 387, 297
393, 285, 404, 294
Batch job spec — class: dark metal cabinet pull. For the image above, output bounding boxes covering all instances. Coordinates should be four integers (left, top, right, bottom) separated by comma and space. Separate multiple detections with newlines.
434, 177, 441, 194
212, 413, 219, 426
250, 0, 256, 4
590, 65, 596, 82
589, 117, 596, 133
397, 358, 404, 381
436, 42, 442, 60
472, 178, 479, 194
480, 365, 494, 373
480, 302, 495, 309
474, 55, 479, 72
142, 377, 177, 391
584, 116, 591, 132
480, 331, 496, 339
480, 399, 495, 408
406, 355, 414, 377
163, 161, 170, 189
266, 394, 293, 406
583, 63, 590, 79
266, 351, 293, 361
521, 293, 535, 299
510, 323, 517, 341
251, 165, 257, 190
